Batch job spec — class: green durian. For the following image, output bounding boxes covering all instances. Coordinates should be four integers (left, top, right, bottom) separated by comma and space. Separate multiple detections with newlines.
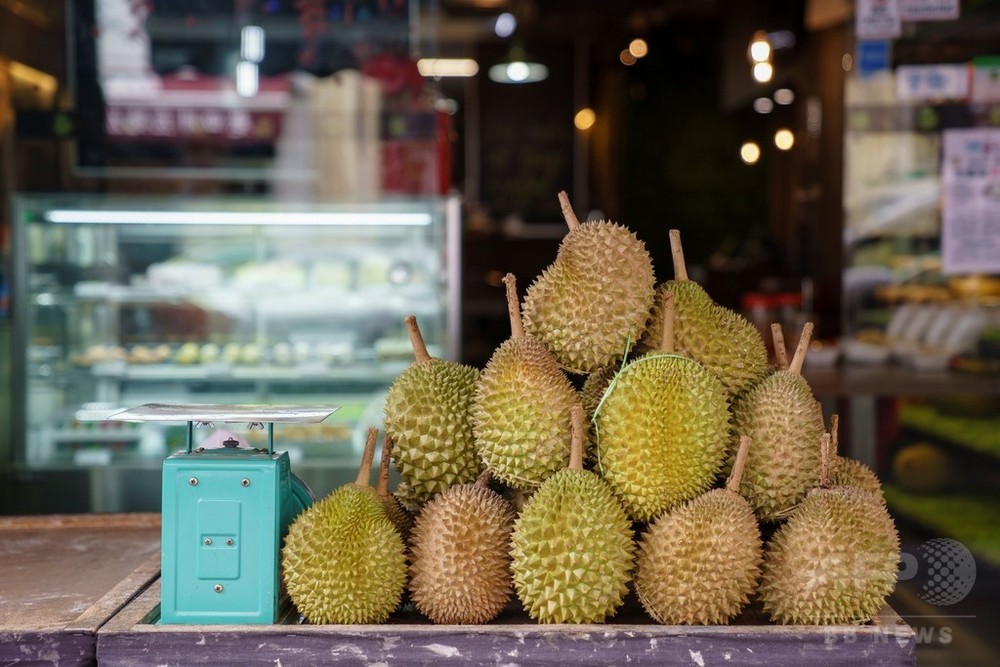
581, 365, 617, 420
522, 191, 655, 375
472, 273, 580, 489
282, 428, 407, 624
384, 315, 481, 501
760, 435, 900, 624
826, 413, 884, 503
596, 292, 731, 521
636, 436, 763, 624
640, 230, 768, 395
730, 323, 824, 521
891, 442, 957, 494
409, 471, 516, 624
511, 405, 635, 623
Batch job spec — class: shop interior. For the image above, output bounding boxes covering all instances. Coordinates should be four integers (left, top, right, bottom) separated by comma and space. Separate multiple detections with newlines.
1, 0, 999, 663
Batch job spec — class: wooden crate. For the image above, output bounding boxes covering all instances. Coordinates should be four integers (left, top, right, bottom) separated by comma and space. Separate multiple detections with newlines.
98, 579, 916, 666
0, 514, 161, 667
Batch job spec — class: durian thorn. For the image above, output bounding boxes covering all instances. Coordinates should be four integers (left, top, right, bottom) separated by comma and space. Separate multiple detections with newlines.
569, 403, 585, 471
475, 469, 492, 488
355, 427, 379, 487
829, 413, 840, 454
376, 433, 393, 499
557, 190, 581, 230
668, 229, 689, 281
788, 322, 814, 375
726, 435, 752, 493
502, 273, 525, 339
403, 315, 432, 363
771, 323, 789, 370
659, 291, 676, 353
819, 433, 832, 488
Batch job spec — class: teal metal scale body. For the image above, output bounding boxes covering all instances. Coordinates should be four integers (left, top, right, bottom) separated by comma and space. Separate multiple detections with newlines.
111, 403, 338, 624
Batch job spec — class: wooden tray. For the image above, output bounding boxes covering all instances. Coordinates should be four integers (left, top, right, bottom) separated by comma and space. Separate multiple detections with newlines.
0, 513, 161, 667
98, 579, 916, 666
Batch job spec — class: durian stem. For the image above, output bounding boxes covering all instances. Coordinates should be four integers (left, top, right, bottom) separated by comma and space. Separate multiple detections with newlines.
659, 291, 676, 354
557, 190, 581, 231
502, 273, 525, 339
771, 323, 789, 370
376, 433, 394, 499
668, 229, 689, 282
355, 427, 379, 487
726, 435, 752, 493
569, 404, 585, 471
788, 322, 814, 375
404, 315, 432, 363
819, 433, 832, 488
475, 469, 493, 488
829, 413, 840, 455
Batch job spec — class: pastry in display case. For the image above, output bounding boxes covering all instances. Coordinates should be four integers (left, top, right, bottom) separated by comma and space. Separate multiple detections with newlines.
8, 194, 461, 512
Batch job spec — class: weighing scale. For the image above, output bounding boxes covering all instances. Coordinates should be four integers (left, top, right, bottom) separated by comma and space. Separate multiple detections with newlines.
110, 403, 339, 624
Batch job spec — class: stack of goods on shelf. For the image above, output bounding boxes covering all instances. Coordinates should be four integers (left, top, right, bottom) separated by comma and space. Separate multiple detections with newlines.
280, 192, 901, 627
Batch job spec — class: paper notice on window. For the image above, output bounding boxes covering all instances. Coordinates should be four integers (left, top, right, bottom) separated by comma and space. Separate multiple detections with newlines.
941, 128, 1000, 275
856, 0, 902, 39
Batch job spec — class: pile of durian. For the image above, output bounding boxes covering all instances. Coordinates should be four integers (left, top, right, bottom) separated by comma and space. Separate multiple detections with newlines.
282, 192, 899, 627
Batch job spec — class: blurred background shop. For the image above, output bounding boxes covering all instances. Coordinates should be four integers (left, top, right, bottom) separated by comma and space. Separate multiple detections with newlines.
0, 1, 999, 663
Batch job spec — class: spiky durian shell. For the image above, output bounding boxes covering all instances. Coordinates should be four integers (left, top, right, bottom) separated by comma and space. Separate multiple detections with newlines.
830, 456, 885, 503
641, 282, 768, 395
731, 371, 824, 521
472, 337, 579, 488
760, 487, 900, 624
511, 469, 635, 623
409, 483, 516, 624
282, 485, 406, 624
595, 354, 731, 521
381, 495, 415, 543
635, 489, 762, 624
392, 480, 426, 516
384, 359, 482, 501
581, 365, 617, 419
522, 222, 655, 375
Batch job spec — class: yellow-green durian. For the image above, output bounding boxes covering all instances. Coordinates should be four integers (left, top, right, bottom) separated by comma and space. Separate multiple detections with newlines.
640, 230, 768, 396
730, 323, 823, 521
760, 435, 900, 624
472, 274, 580, 489
826, 414, 884, 503
636, 436, 763, 624
510, 406, 635, 623
282, 428, 406, 624
384, 315, 481, 501
596, 292, 731, 521
522, 192, 655, 375
408, 471, 516, 624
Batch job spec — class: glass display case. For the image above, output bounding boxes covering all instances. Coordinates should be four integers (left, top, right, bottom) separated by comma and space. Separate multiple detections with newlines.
7, 194, 460, 512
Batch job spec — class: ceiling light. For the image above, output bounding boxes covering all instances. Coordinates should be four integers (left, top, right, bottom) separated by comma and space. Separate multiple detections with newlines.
740, 141, 761, 165
628, 39, 648, 59
774, 129, 795, 150
574, 108, 596, 131
774, 88, 795, 105
235, 61, 258, 97
749, 31, 771, 63
494, 12, 516, 38
753, 97, 774, 114
752, 62, 773, 83
620, 49, 637, 66
240, 25, 265, 63
488, 44, 548, 83
417, 58, 480, 78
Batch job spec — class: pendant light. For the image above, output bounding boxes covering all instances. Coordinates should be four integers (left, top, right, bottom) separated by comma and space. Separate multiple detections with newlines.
488, 42, 548, 84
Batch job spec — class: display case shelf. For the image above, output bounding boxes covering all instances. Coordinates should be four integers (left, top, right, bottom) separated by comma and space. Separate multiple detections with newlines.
897, 403, 1000, 461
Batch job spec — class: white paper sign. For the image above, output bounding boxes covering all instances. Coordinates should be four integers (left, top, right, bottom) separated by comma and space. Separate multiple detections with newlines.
971, 60, 1000, 103
896, 64, 969, 101
941, 129, 1000, 275
900, 0, 960, 22
856, 0, 902, 39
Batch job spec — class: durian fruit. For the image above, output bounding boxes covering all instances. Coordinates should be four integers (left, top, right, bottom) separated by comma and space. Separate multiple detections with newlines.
282, 427, 407, 624
408, 470, 516, 624
826, 414, 885, 502
384, 315, 482, 501
511, 405, 635, 623
522, 191, 655, 374
640, 230, 768, 395
376, 433, 415, 543
635, 435, 763, 624
892, 442, 957, 493
595, 292, 731, 521
760, 435, 900, 624
581, 365, 617, 420
730, 323, 824, 521
472, 273, 580, 488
